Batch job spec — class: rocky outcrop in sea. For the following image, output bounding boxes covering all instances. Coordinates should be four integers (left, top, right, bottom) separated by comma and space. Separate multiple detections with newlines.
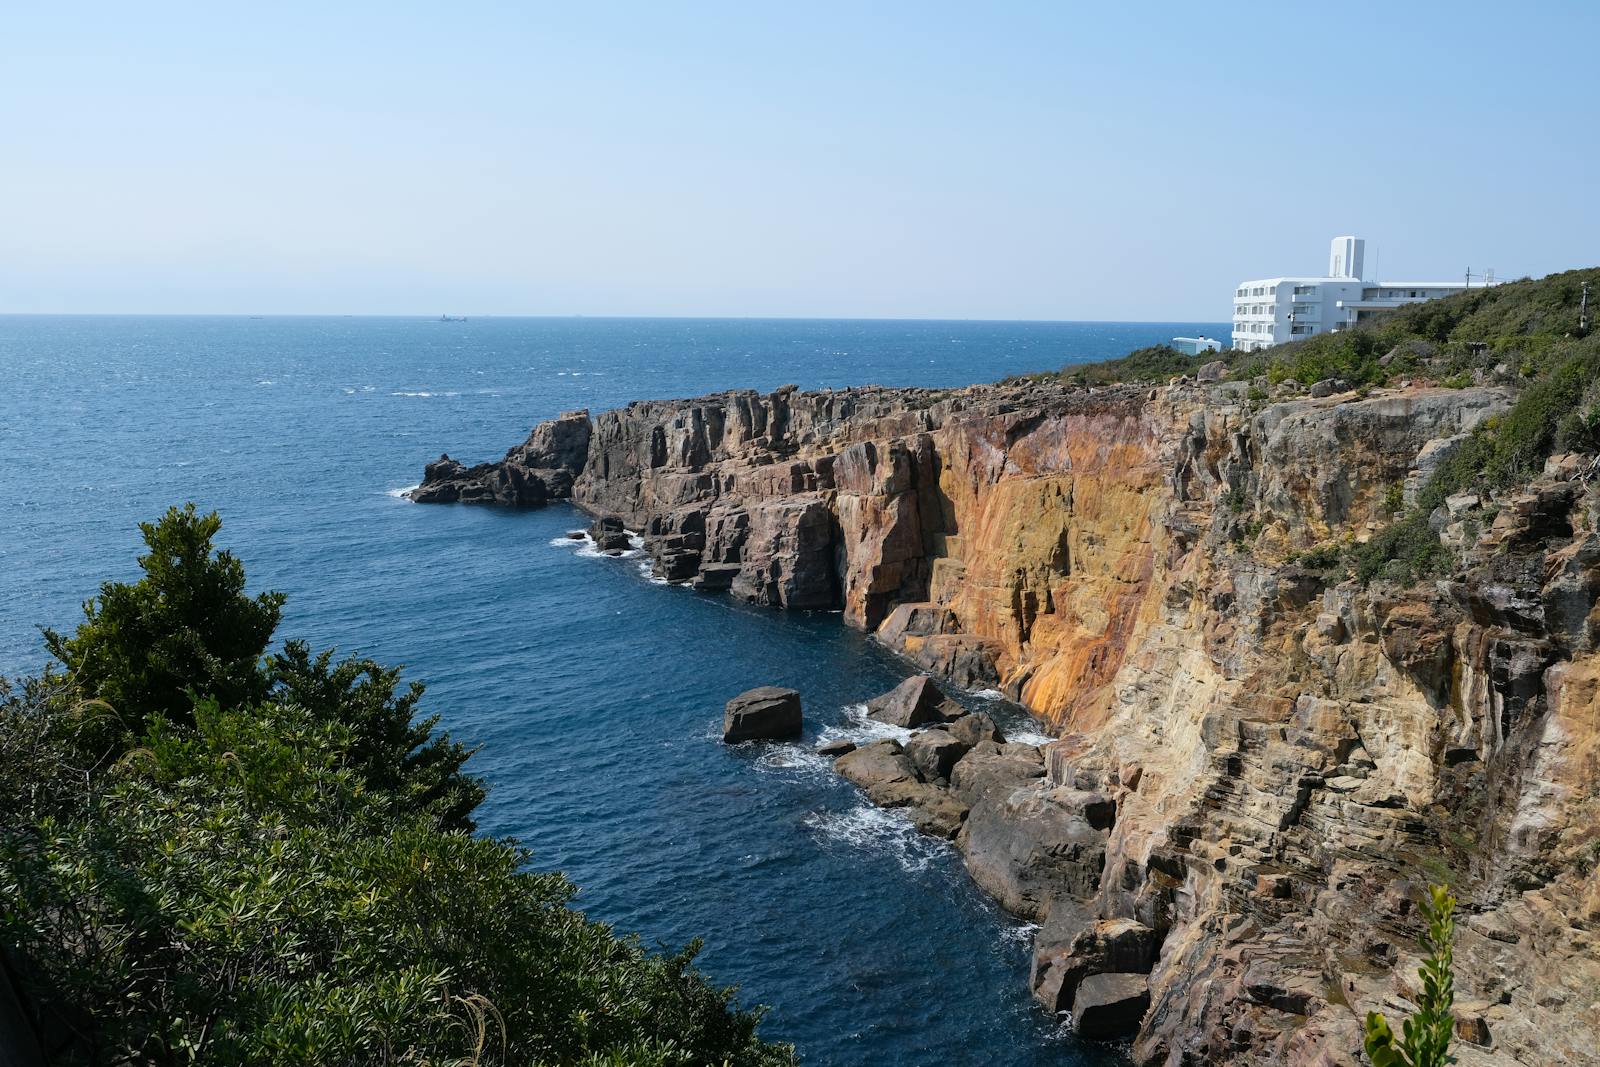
415, 375, 1600, 1066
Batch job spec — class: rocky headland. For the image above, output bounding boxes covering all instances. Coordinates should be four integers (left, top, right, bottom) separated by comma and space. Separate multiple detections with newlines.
415, 362, 1600, 1064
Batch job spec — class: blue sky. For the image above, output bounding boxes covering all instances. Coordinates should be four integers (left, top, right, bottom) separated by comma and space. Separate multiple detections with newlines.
2, 2, 1595, 320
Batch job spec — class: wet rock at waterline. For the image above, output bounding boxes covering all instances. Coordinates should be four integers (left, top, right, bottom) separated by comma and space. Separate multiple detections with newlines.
865, 674, 963, 728
590, 514, 632, 553
833, 738, 971, 840
721, 687, 803, 743
946, 710, 1005, 747
411, 409, 590, 505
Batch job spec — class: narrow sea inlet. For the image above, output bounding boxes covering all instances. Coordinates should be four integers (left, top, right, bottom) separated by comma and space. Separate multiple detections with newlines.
1, 315, 1220, 1064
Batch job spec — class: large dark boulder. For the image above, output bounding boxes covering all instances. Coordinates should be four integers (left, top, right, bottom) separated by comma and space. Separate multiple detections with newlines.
866, 675, 962, 728
590, 515, 632, 552
957, 782, 1110, 919
906, 728, 970, 783
1070, 972, 1150, 1039
947, 710, 1005, 747
834, 739, 920, 799
722, 687, 803, 743
948, 740, 1044, 805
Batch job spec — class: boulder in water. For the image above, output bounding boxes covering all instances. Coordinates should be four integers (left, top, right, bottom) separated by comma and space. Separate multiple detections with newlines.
722, 686, 803, 743
590, 514, 632, 553
866, 675, 962, 728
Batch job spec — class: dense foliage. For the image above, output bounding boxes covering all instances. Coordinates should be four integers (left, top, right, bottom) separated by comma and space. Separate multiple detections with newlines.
1363, 885, 1457, 1067
1052, 344, 1207, 386
1, 507, 793, 1067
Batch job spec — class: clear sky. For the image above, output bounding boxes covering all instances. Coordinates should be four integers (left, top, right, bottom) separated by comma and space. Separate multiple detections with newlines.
3, 2, 1596, 321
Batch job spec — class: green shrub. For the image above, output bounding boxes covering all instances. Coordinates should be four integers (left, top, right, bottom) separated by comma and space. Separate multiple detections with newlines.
1262, 330, 1387, 389
1363, 884, 1456, 1067
1298, 543, 1342, 571
1061, 345, 1201, 386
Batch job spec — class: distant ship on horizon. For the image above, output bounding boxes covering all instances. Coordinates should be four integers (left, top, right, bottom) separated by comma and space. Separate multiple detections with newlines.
439, 314, 468, 322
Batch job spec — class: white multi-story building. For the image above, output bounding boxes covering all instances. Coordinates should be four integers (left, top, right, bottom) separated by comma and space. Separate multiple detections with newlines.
1231, 236, 1487, 352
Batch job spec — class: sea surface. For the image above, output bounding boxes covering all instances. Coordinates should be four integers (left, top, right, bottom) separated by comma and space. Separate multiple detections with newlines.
1, 315, 1225, 1066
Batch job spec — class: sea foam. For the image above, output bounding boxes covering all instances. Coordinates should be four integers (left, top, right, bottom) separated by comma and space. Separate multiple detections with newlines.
803, 804, 951, 874
813, 702, 913, 749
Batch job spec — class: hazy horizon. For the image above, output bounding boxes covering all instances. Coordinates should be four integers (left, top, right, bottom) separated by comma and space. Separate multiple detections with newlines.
0, 310, 1232, 324
5, 2, 1596, 321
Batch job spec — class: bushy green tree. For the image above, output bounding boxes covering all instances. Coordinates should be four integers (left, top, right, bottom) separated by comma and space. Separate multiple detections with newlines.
1364, 884, 1457, 1067
43, 503, 283, 733
40, 504, 485, 831
268, 641, 485, 832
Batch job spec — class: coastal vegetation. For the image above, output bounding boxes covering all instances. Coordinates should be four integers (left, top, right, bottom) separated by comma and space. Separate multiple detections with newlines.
0, 506, 793, 1066
1362, 885, 1458, 1067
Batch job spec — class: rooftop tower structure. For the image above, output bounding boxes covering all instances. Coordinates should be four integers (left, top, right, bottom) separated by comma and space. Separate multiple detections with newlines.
1329, 236, 1365, 280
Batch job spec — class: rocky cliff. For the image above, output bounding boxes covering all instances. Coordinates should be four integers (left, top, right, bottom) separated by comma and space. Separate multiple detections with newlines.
415, 374, 1600, 1066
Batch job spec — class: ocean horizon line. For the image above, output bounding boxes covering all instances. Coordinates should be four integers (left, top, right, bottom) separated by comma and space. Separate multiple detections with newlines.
0, 310, 1228, 328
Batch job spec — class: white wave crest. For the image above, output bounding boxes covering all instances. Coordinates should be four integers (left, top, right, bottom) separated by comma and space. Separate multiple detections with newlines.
970, 688, 1007, 701
753, 743, 831, 780
1004, 724, 1054, 748
551, 531, 652, 567
999, 921, 1040, 945
391, 390, 461, 398
638, 559, 667, 584
803, 804, 951, 873
385, 484, 420, 499
813, 702, 913, 750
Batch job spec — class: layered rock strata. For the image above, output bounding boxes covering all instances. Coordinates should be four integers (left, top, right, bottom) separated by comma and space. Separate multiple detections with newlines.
417, 376, 1600, 1066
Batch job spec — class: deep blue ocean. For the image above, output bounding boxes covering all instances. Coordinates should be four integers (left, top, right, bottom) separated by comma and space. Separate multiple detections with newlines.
1, 316, 1224, 1066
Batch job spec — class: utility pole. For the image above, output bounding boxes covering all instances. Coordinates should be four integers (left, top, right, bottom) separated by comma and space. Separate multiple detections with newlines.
1581, 282, 1591, 336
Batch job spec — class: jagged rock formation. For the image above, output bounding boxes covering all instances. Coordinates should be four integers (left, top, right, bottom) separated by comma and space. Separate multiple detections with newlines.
411, 409, 591, 504
416, 377, 1600, 1066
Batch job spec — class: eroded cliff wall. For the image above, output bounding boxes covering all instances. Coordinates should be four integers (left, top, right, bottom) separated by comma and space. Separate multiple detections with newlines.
416, 376, 1600, 1066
